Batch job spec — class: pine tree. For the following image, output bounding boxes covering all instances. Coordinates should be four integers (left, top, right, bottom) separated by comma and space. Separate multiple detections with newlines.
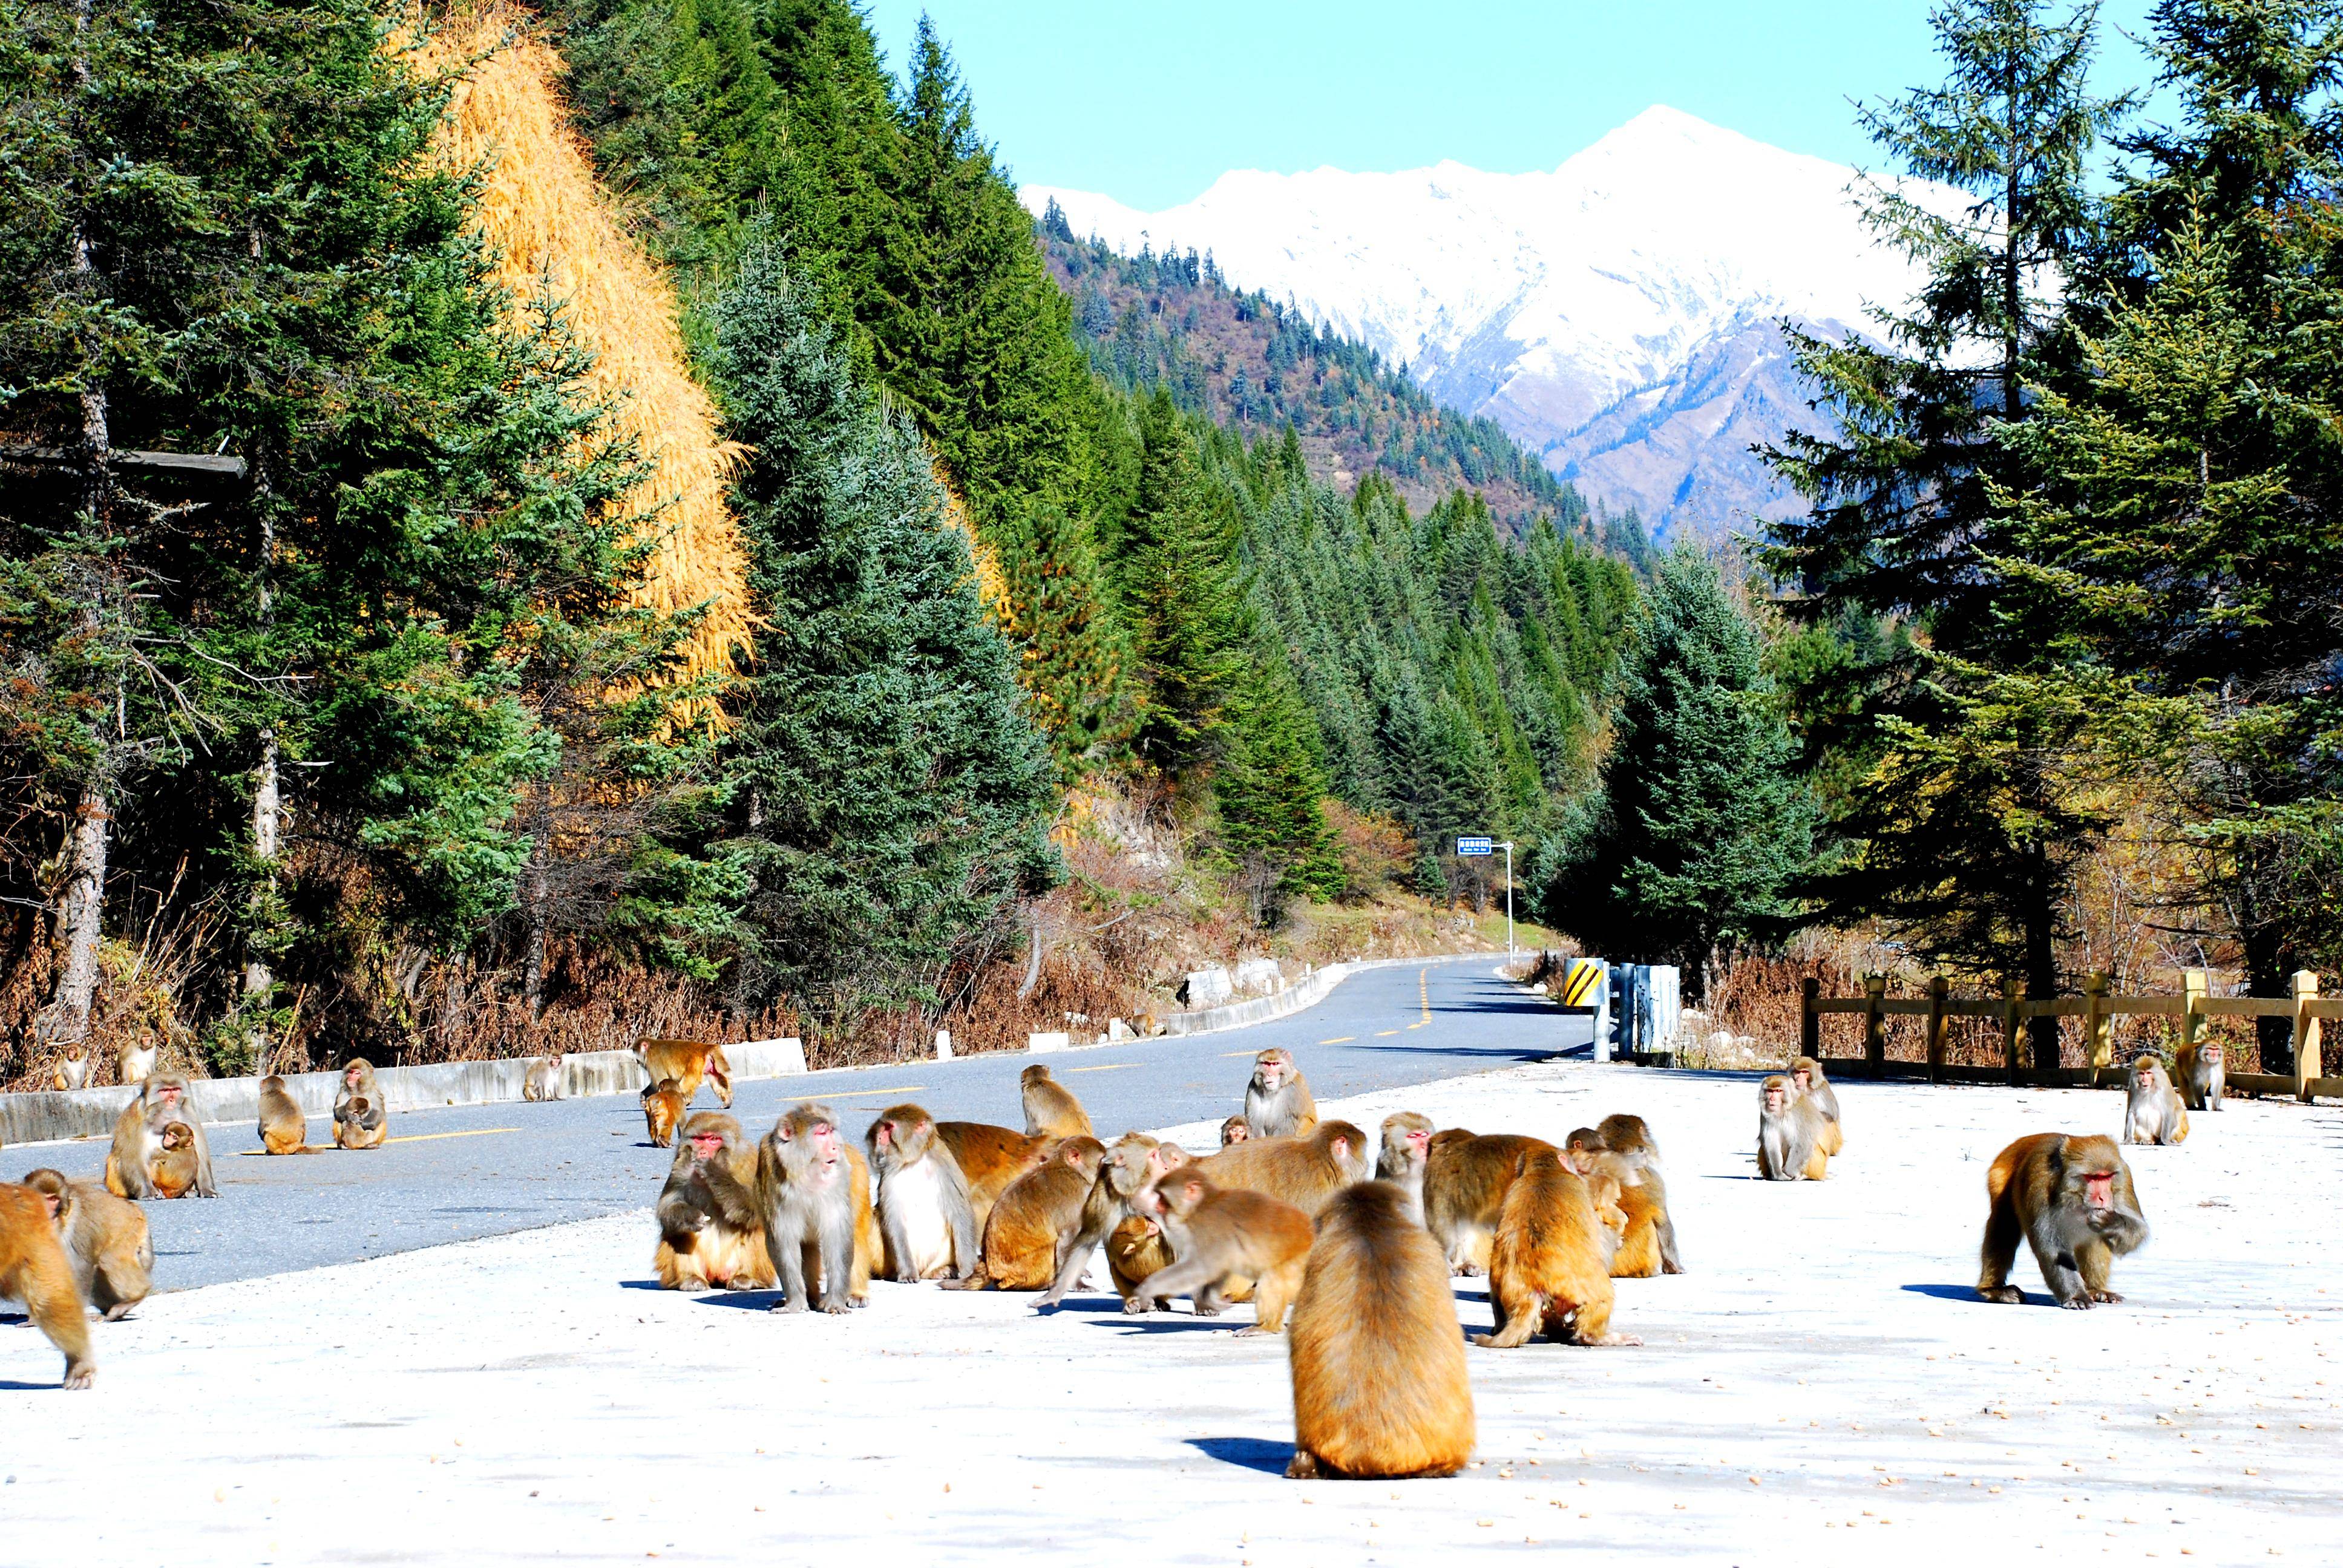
1214, 660, 1340, 922
1123, 390, 1249, 769
712, 239, 1059, 1021
1534, 550, 1812, 988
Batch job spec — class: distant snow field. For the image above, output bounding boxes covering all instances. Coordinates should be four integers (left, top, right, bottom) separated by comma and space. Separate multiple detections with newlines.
5, 1059, 2337, 1565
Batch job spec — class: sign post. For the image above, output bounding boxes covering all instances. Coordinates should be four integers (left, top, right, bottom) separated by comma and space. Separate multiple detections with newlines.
1453, 837, 1513, 960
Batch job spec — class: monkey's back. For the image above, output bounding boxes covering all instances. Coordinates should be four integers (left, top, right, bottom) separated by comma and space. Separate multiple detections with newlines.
1288, 1183, 1473, 1478
1490, 1159, 1614, 1332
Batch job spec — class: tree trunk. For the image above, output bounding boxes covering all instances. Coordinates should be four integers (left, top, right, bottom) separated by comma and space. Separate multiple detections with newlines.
38, 783, 111, 1047
2023, 852, 2060, 1071
244, 475, 280, 1058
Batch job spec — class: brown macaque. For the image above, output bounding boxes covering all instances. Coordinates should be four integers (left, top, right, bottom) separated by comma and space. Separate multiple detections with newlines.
1244, 1048, 1319, 1140
1286, 1180, 1475, 1480
1374, 1111, 1435, 1225
1570, 1149, 1681, 1277
116, 1037, 157, 1088
635, 1039, 731, 1108
641, 1079, 685, 1149
1757, 1075, 1829, 1181
1978, 1132, 2148, 1308
2176, 1039, 2225, 1113
653, 1112, 775, 1291
952, 1136, 1107, 1290
21, 1169, 151, 1321
1595, 1112, 1664, 1168
104, 1074, 217, 1199
1129, 1171, 1312, 1334
333, 1060, 388, 1151
1219, 1116, 1250, 1147
933, 1120, 1054, 1236
865, 1105, 981, 1283
1190, 1120, 1368, 1221
256, 1074, 315, 1155
1473, 1149, 1637, 1348
1788, 1059, 1844, 1155
758, 1103, 877, 1312
51, 1047, 90, 1093
522, 1055, 564, 1103
1018, 1063, 1094, 1140
2123, 1055, 2190, 1146
148, 1123, 200, 1198
1422, 1129, 1558, 1275
1040, 1134, 1185, 1309
0, 1181, 94, 1388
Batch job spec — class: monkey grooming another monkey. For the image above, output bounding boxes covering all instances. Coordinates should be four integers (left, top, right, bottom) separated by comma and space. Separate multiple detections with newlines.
0, 1181, 95, 1387
21, 1169, 151, 1320
1286, 1180, 1475, 1480
866, 1105, 983, 1283
1978, 1132, 2148, 1308
1374, 1112, 1435, 1224
654, 1112, 775, 1291
1039, 1134, 1185, 1309
952, 1137, 1107, 1290
1244, 1048, 1319, 1140
1191, 1120, 1368, 1218
758, 1103, 876, 1312
1563, 1146, 1683, 1277
51, 1047, 90, 1092
1596, 1113, 1664, 1168
1423, 1129, 1559, 1275
522, 1054, 564, 1102
333, 1060, 387, 1150
1129, 1171, 1312, 1334
105, 1074, 218, 1198
1020, 1063, 1094, 1140
257, 1074, 315, 1155
2176, 1038, 2224, 1112
1788, 1059, 1844, 1155
1473, 1149, 1636, 1348
641, 1079, 685, 1148
1219, 1116, 1250, 1146
1756, 1075, 1829, 1181
2124, 1055, 2190, 1146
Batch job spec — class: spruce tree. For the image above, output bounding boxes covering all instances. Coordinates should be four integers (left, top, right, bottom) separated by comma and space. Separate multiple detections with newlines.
1123, 390, 1249, 769
1534, 550, 1812, 988
1214, 660, 1340, 920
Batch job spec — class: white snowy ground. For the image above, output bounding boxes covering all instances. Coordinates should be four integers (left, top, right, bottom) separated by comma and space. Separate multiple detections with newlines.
4, 1060, 2339, 1567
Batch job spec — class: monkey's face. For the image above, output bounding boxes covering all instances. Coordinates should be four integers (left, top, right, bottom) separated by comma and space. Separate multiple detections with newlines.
344, 1066, 364, 1090
871, 1118, 901, 1153
1254, 1056, 1287, 1091
1763, 1085, 1788, 1114
688, 1131, 726, 1161
2079, 1169, 2120, 1210
156, 1084, 183, 1112
1792, 1068, 1812, 1092
1145, 1144, 1188, 1180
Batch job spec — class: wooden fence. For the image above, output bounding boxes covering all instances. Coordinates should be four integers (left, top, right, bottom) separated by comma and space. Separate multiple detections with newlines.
1798, 968, 2341, 1102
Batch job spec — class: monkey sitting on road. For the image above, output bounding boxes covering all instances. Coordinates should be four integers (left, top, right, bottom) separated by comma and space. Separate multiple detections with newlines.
257, 1074, 316, 1155
1244, 1048, 1318, 1140
1286, 1180, 1475, 1479
1756, 1075, 1829, 1181
148, 1123, 202, 1198
759, 1103, 877, 1313
105, 1074, 218, 1199
1978, 1132, 2148, 1308
952, 1137, 1107, 1290
21, 1168, 151, 1320
2123, 1054, 2190, 1146
0, 1180, 95, 1387
1218, 1116, 1250, 1147
654, 1113, 774, 1291
1788, 1060, 1843, 1155
1374, 1112, 1435, 1226
1020, 1065, 1093, 1140
866, 1105, 983, 1284
1563, 1144, 1682, 1276
1128, 1171, 1312, 1334
1473, 1149, 1636, 1348
333, 1060, 388, 1150
522, 1054, 564, 1103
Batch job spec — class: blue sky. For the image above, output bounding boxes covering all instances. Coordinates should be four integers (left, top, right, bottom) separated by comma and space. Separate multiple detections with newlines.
860, 0, 2163, 209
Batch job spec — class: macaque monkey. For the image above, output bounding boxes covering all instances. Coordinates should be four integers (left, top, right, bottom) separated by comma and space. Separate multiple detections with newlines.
2124, 1055, 2190, 1146
1018, 1063, 1093, 1140
934, 1120, 1054, 1236
1244, 1048, 1319, 1140
117, 1037, 157, 1087
1129, 1171, 1312, 1334
1423, 1129, 1558, 1274
641, 1079, 685, 1148
654, 1112, 775, 1291
1374, 1111, 1435, 1224
1569, 1149, 1680, 1276
635, 1039, 731, 1107
758, 1103, 877, 1312
1978, 1132, 2148, 1309
0, 1181, 94, 1387
105, 1074, 217, 1199
2176, 1038, 2224, 1112
1286, 1180, 1475, 1479
1788, 1059, 1843, 1155
865, 1105, 981, 1282
21, 1169, 151, 1320
1219, 1116, 1250, 1146
1039, 1134, 1184, 1308
1192, 1120, 1368, 1218
256, 1074, 315, 1155
1596, 1112, 1664, 1168
148, 1123, 201, 1198
952, 1137, 1107, 1290
1756, 1075, 1829, 1181
51, 1047, 90, 1092
333, 1059, 387, 1150
1473, 1149, 1636, 1348
522, 1054, 564, 1102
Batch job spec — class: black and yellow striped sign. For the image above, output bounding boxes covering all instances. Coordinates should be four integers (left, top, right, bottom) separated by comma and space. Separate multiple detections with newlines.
1559, 958, 1605, 1007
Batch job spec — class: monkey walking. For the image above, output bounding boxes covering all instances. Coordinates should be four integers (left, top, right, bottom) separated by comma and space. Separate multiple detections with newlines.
641, 1079, 686, 1148
2176, 1039, 2224, 1112
2123, 1056, 2190, 1146
1286, 1181, 1476, 1480
1756, 1076, 1830, 1181
1129, 1172, 1311, 1334
636, 1039, 732, 1108
21, 1169, 152, 1320
1244, 1048, 1319, 1140
1020, 1065, 1093, 1140
759, 1103, 877, 1313
1038, 1134, 1186, 1309
1978, 1132, 2148, 1308
0, 1181, 96, 1388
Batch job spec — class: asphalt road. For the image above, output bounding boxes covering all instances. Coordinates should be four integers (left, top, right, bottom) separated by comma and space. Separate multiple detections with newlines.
11, 957, 1587, 1292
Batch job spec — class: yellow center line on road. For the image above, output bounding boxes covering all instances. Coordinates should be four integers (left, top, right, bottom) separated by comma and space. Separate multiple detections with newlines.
1406, 965, 1432, 1029
1219, 1049, 1261, 1057
1064, 1063, 1139, 1074
1375, 1029, 1401, 1037
1319, 1036, 1355, 1045
384, 1128, 519, 1146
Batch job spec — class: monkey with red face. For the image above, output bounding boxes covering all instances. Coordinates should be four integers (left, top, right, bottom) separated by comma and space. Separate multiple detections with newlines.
1978, 1133, 2148, 1308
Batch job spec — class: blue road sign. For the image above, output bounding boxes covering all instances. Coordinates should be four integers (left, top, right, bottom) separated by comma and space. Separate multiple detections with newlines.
1455, 835, 1493, 856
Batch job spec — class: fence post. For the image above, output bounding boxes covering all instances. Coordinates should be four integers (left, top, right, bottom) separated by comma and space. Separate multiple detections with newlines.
1925, 975, 1948, 1084
1800, 977, 1820, 1064
1863, 973, 1886, 1080
2084, 972, 2113, 1085
2001, 978, 2024, 1086
2180, 967, 2206, 1093
2293, 970, 2321, 1103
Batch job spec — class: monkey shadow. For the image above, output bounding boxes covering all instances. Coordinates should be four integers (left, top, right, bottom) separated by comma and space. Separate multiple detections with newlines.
1185, 1437, 1293, 1475
1901, 1283, 2006, 1305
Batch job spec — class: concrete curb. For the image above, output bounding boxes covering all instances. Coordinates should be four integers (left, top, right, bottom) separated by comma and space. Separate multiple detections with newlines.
0, 1037, 807, 1148
1156, 952, 1486, 1039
